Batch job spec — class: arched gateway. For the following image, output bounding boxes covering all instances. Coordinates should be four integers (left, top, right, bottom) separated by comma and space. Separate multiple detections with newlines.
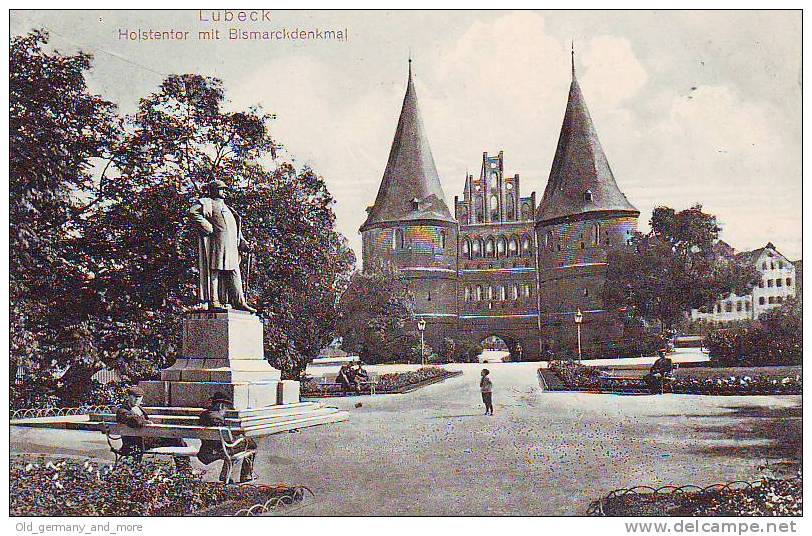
360, 55, 639, 361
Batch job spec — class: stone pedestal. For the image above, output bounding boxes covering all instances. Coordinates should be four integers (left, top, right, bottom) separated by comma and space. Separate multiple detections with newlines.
140, 309, 299, 410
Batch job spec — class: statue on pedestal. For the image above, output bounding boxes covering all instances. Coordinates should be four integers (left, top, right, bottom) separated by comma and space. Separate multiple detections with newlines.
190, 180, 256, 313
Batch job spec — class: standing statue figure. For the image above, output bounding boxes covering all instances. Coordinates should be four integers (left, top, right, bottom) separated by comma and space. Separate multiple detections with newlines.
190, 180, 256, 313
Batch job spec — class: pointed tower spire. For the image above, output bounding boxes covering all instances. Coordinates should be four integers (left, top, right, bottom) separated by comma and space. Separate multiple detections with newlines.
360, 59, 454, 231
536, 50, 638, 224
571, 40, 575, 79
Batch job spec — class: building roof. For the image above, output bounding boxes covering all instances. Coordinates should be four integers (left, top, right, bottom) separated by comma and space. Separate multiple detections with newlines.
536, 58, 638, 224
735, 242, 792, 266
360, 61, 455, 232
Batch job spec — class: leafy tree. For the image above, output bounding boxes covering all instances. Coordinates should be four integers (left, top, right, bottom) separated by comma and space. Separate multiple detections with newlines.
10, 35, 353, 403
603, 205, 761, 332
10, 30, 119, 402
337, 268, 423, 364
81, 73, 354, 384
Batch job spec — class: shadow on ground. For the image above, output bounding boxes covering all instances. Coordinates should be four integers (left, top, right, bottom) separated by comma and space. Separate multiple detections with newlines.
670, 402, 802, 467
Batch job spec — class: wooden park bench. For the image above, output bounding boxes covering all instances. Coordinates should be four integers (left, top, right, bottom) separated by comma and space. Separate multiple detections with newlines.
103, 423, 256, 485
599, 363, 679, 395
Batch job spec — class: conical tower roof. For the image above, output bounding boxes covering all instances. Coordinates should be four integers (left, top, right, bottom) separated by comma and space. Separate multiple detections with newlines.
536, 54, 638, 225
360, 61, 455, 232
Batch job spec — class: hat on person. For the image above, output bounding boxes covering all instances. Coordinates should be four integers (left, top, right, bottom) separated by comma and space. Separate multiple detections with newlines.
126, 386, 144, 397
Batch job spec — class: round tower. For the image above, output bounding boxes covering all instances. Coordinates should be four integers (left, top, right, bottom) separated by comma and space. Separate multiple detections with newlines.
360, 60, 458, 345
535, 50, 640, 357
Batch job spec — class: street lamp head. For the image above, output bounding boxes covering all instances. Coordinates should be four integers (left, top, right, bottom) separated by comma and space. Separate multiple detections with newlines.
417, 318, 426, 332
574, 309, 583, 324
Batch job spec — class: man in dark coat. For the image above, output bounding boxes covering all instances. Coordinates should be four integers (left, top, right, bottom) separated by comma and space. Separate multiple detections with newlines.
197, 392, 257, 483
336, 362, 355, 391
646, 350, 675, 394
115, 386, 190, 468
115, 386, 152, 459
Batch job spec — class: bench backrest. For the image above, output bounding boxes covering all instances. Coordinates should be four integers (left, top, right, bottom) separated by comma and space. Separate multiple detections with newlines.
105, 423, 237, 441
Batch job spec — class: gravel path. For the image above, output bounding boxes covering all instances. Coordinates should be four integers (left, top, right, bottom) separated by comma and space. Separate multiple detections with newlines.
10, 363, 801, 515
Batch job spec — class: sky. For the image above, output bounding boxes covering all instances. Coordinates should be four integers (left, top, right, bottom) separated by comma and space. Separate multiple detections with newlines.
10, 10, 802, 261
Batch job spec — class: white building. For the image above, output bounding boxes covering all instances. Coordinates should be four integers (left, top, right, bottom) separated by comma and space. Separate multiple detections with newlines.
691, 242, 797, 324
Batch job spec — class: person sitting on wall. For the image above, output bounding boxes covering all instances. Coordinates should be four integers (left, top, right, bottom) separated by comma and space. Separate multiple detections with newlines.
115, 387, 190, 468
197, 392, 256, 483
646, 350, 675, 394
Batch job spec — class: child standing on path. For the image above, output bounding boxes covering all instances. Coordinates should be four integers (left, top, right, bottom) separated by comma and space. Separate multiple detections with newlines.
480, 368, 494, 415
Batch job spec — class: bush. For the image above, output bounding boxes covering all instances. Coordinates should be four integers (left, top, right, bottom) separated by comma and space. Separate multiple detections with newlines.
705, 299, 801, 366
594, 333, 667, 360
594, 473, 802, 516
433, 338, 481, 364
9, 457, 286, 516
546, 361, 802, 395
10, 379, 133, 410
301, 366, 457, 396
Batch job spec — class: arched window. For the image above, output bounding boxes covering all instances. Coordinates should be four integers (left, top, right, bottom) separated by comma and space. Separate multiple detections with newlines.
499, 286, 507, 301
522, 284, 531, 298
506, 196, 515, 221
497, 237, 507, 257
584, 190, 593, 203
393, 228, 405, 249
489, 174, 497, 188
462, 239, 470, 258
485, 238, 495, 257
490, 195, 499, 220
439, 229, 447, 249
522, 203, 531, 220
472, 239, 482, 257
487, 286, 494, 300
508, 238, 519, 256
593, 223, 600, 246
521, 235, 531, 255
464, 287, 471, 302
476, 285, 483, 301
512, 284, 519, 300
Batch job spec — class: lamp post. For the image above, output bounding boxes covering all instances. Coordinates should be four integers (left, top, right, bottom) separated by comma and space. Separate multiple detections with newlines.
574, 309, 583, 364
417, 318, 427, 366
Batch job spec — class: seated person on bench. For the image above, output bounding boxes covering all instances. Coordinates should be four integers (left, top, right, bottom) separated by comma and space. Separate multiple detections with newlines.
197, 392, 256, 483
352, 361, 370, 391
645, 350, 674, 394
336, 362, 355, 391
115, 386, 190, 468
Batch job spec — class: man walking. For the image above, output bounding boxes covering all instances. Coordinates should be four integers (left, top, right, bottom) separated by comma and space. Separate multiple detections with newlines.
480, 368, 494, 415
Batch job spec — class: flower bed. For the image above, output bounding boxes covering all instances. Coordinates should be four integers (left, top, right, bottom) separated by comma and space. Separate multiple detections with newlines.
302, 366, 461, 397
590, 473, 802, 516
9, 456, 302, 516
546, 361, 802, 396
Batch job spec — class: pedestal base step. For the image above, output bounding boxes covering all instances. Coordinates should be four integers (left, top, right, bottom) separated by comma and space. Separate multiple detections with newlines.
139, 379, 300, 410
